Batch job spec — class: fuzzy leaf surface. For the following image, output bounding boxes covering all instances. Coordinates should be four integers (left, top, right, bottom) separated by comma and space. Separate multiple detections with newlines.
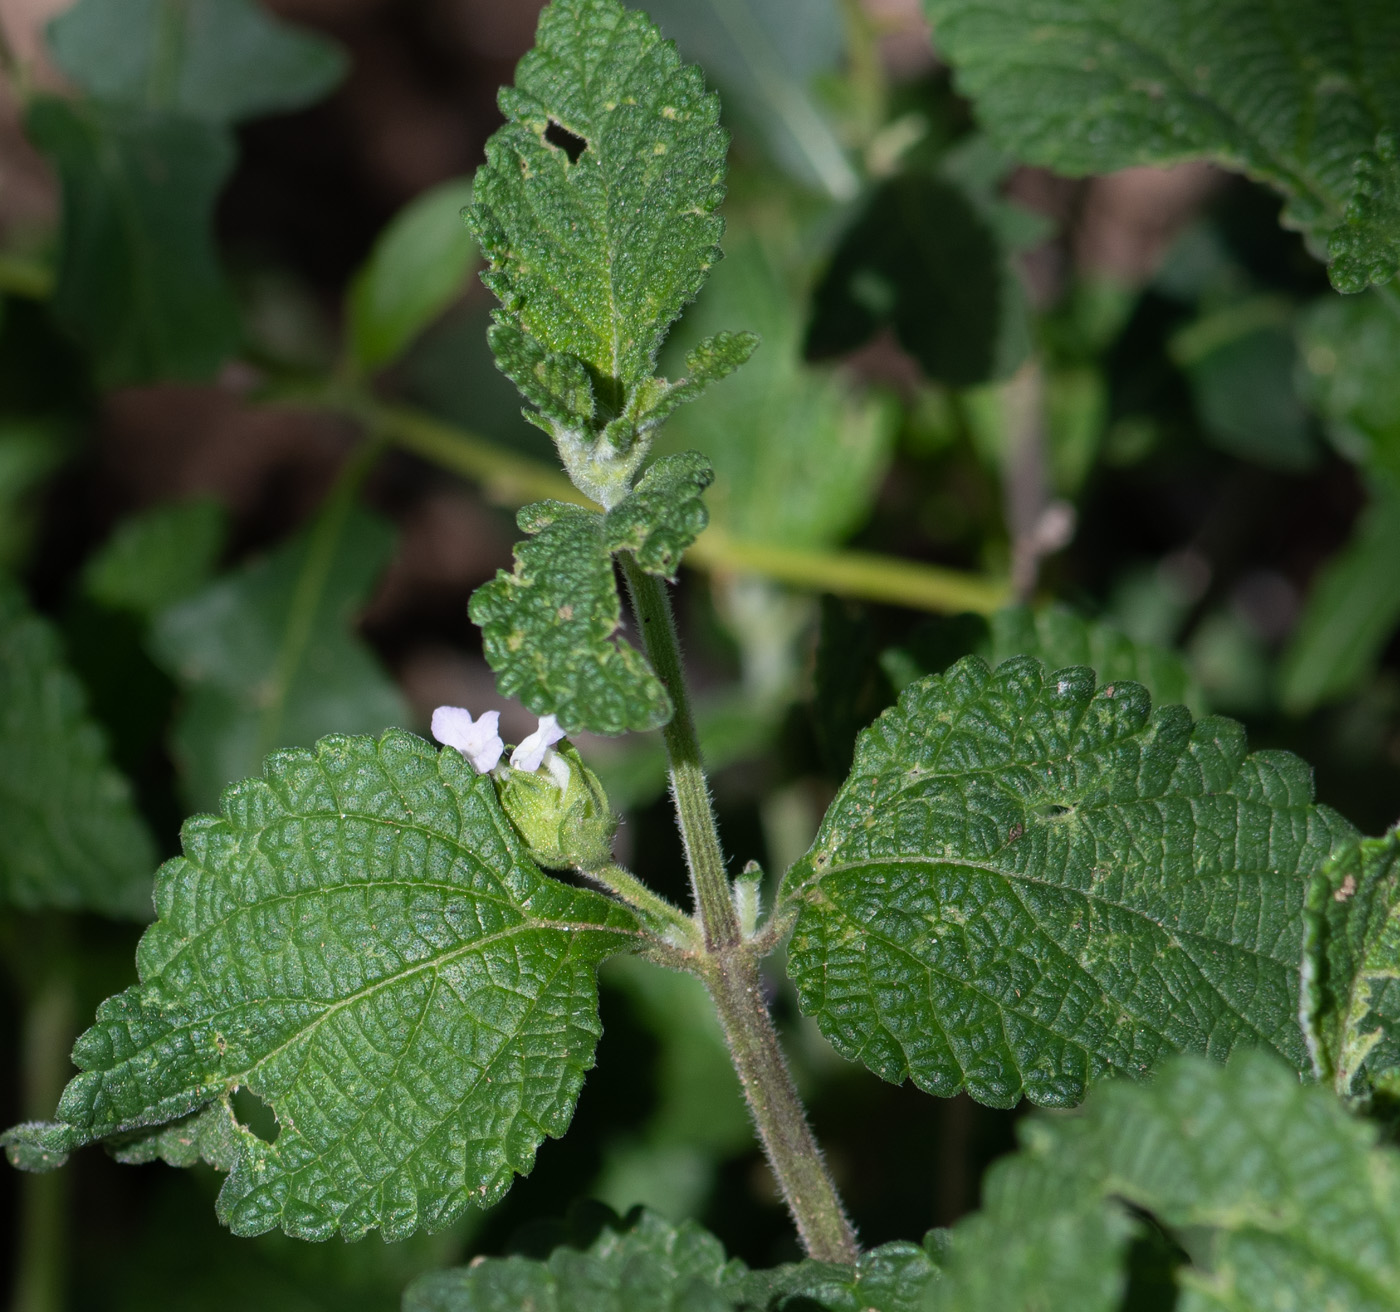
1303, 828, 1400, 1103
2, 731, 643, 1241
470, 502, 669, 736
149, 505, 408, 810
26, 98, 240, 386
606, 451, 713, 580
0, 580, 155, 917
469, 0, 727, 390
987, 604, 1204, 714
471, 457, 716, 736
47, 0, 345, 125
404, 1204, 941, 1311
936, 1052, 1400, 1311
922, 0, 1400, 292
785, 655, 1353, 1107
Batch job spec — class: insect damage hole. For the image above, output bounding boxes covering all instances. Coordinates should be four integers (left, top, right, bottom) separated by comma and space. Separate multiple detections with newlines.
545, 119, 588, 163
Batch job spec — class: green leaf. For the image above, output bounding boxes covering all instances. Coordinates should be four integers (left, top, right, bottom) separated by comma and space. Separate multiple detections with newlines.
469, 0, 728, 392
403, 1204, 941, 1311
1302, 827, 1400, 1103
1329, 132, 1400, 294
83, 498, 228, 620
986, 604, 1205, 715
469, 498, 672, 736
2, 730, 643, 1242
347, 178, 477, 373
0, 419, 70, 572
0, 579, 156, 917
26, 97, 240, 387
921, 0, 1400, 292
784, 654, 1353, 1107
931, 1051, 1400, 1312
605, 450, 713, 580
656, 232, 897, 549
1298, 288, 1400, 482
149, 505, 409, 810
47, 0, 346, 125
1278, 479, 1400, 713
806, 172, 1028, 387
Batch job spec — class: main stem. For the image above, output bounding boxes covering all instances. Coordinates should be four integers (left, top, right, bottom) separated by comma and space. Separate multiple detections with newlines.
621, 558, 858, 1264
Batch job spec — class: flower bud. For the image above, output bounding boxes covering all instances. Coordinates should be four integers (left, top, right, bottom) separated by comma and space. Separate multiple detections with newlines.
495, 742, 616, 871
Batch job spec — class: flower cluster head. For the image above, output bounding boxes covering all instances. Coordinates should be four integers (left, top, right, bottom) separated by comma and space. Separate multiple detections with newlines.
431, 704, 615, 871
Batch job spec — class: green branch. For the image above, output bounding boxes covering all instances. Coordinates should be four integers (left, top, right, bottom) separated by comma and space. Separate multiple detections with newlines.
300, 389, 1010, 616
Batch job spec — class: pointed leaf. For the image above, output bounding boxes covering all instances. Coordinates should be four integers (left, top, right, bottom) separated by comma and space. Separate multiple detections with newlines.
468, 0, 728, 391
404, 1204, 940, 1311
347, 177, 477, 373
935, 1052, 1400, 1312
83, 498, 228, 621
48, 0, 346, 125
0, 579, 156, 917
1302, 827, 1400, 1102
26, 98, 240, 386
2, 731, 643, 1242
624, 330, 759, 435
784, 654, 1354, 1107
470, 501, 671, 736
606, 451, 714, 580
921, 0, 1400, 292
149, 505, 408, 810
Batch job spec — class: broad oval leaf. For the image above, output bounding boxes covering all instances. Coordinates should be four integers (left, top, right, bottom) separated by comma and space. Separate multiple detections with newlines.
922, 0, 1400, 293
784, 655, 1353, 1107
930, 1051, 1400, 1312
47, 0, 346, 126
0, 579, 156, 917
3, 731, 643, 1241
469, 0, 728, 390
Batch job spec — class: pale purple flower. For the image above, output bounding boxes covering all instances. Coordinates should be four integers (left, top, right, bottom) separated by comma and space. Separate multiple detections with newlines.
510, 714, 566, 772
431, 706, 504, 773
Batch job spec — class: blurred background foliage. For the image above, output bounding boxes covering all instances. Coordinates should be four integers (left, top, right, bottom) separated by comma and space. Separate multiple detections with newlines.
1, 0, 1399, 1307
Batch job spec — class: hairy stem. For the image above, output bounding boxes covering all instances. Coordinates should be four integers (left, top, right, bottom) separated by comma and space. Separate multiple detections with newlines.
582, 861, 700, 949
621, 557, 859, 1264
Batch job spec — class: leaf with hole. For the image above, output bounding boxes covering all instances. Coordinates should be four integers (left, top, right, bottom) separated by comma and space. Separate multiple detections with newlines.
469, 0, 728, 395
1, 731, 643, 1242
784, 654, 1354, 1107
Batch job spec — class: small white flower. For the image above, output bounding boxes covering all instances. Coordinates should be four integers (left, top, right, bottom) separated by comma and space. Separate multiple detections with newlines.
431, 706, 504, 773
510, 714, 566, 772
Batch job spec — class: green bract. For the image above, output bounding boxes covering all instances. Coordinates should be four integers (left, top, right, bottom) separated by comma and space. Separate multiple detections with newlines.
496, 742, 616, 871
784, 655, 1354, 1106
922, 0, 1400, 292
470, 453, 715, 735
0, 580, 156, 917
2, 731, 642, 1241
